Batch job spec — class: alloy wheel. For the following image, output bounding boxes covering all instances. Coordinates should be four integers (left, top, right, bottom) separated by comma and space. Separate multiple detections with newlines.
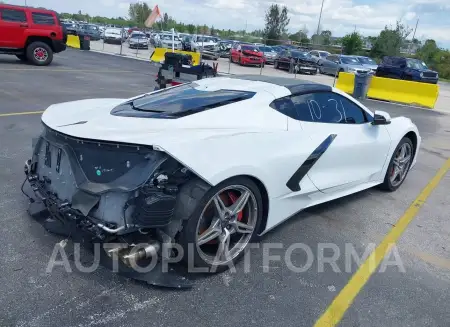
34, 47, 48, 62
195, 185, 258, 265
390, 142, 412, 187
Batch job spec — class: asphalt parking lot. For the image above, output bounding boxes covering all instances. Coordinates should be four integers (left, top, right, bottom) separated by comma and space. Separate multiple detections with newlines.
1, 50, 449, 327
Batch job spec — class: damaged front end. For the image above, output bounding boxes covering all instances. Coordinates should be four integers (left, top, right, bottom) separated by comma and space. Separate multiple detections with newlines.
24, 125, 200, 288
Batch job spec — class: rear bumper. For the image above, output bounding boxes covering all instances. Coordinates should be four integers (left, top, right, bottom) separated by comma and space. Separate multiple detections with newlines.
52, 40, 67, 53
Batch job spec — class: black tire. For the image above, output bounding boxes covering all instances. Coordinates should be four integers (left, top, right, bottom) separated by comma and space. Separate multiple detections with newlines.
26, 41, 53, 66
379, 137, 414, 192
177, 176, 263, 273
16, 54, 27, 62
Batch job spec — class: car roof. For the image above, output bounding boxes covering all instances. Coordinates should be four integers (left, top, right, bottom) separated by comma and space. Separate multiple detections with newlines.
227, 75, 331, 94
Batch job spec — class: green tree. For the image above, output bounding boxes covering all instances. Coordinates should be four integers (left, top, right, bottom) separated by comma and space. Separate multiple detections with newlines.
321, 30, 332, 45
370, 21, 412, 58
417, 39, 439, 63
186, 24, 196, 34
341, 32, 363, 54
263, 4, 290, 45
289, 29, 309, 44
128, 2, 151, 27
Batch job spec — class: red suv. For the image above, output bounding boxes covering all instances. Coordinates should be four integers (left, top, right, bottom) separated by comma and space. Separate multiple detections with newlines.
230, 43, 265, 67
0, 4, 67, 66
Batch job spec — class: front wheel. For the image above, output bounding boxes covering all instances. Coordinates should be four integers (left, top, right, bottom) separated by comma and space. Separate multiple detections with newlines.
177, 176, 263, 272
379, 137, 414, 192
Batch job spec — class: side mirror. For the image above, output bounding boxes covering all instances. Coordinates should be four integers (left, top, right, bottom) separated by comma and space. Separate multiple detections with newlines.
372, 110, 391, 125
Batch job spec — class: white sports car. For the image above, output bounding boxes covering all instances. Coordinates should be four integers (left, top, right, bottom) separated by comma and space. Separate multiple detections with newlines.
24, 75, 420, 280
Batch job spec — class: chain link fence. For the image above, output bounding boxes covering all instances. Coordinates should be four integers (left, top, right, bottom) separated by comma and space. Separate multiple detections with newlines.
88, 34, 340, 87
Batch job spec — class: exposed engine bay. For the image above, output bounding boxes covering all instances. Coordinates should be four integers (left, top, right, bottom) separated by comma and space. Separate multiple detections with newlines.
24, 125, 209, 288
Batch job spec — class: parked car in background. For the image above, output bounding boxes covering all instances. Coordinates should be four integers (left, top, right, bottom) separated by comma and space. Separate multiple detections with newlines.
354, 56, 378, 73
181, 35, 192, 51
319, 55, 372, 75
375, 56, 438, 84
271, 46, 283, 53
78, 24, 101, 41
215, 40, 234, 58
0, 3, 67, 66
158, 33, 182, 50
230, 43, 264, 67
191, 35, 217, 52
308, 50, 330, 64
62, 22, 78, 35
274, 50, 317, 74
128, 34, 149, 49
127, 31, 146, 43
258, 45, 277, 64
103, 28, 124, 44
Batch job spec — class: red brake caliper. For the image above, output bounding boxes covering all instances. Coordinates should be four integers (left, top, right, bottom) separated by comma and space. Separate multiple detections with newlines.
228, 192, 244, 221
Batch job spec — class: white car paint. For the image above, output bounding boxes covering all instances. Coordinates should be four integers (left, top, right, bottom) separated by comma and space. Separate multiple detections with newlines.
40, 76, 421, 235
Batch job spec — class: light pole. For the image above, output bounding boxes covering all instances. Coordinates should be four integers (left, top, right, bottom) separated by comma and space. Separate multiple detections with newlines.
315, 0, 325, 43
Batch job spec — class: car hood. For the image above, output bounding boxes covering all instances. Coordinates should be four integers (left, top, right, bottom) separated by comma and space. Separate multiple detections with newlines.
41, 98, 288, 148
347, 64, 369, 70
361, 63, 378, 70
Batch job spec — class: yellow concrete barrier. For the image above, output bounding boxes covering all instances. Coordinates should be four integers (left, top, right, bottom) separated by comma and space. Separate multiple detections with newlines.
66, 35, 80, 49
150, 48, 201, 66
335, 72, 355, 94
367, 76, 439, 109
335, 72, 439, 109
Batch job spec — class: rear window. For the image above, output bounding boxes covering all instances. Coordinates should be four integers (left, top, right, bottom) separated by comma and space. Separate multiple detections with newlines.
111, 83, 255, 118
0, 8, 27, 22
32, 12, 55, 25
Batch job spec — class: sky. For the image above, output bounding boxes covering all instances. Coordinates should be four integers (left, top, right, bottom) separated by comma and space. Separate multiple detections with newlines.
5, 0, 450, 48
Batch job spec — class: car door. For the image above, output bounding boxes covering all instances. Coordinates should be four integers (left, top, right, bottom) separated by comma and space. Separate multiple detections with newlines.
322, 55, 336, 74
287, 91, 391, 193
0, 7, 28, 48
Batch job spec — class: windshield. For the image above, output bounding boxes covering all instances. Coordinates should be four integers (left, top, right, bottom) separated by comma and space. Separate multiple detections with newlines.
407, 59, 428, 69
241, 45, 259, 52
106, 29, 121, 35
291, 51, 310, 59
131, 34, 147, 39
196, 36, 213, 42
259, 46, 274, 52
161, 34, 180, 41
357, 57, 377, 65
82, 25, 98, 31
341, 56, 360, 64
319, 51, 329, 57
128, 83, 255, 115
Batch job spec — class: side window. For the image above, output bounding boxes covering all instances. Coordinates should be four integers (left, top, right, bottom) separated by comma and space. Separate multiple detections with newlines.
327, 55, 336, 62
0, 9, 27, 22
269, 97, 297, 120
32, 12, 55, 25
288, 92, 368, 124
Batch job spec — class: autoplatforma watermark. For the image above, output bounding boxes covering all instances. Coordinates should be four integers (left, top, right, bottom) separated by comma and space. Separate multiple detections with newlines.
46, 241, 405, 275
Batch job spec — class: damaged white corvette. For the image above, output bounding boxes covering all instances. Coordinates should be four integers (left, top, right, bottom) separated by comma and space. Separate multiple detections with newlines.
24, 75, 420, 286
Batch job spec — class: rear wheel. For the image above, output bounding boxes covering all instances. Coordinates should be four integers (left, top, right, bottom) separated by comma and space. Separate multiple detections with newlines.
177, 176, 263, 272
380, 137, 414, 192
26, 42, 53, 66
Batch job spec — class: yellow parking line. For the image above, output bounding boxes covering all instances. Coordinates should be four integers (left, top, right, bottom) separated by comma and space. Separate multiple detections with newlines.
0, 111, 44, 117
314, 157, 450, 327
